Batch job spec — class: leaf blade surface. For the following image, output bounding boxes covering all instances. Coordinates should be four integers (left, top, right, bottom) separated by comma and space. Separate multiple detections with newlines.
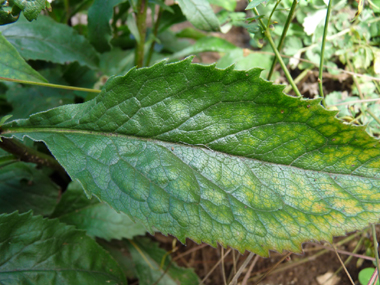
0, 16, 99, 69
0, 33, 46, 83
2, 59, 380, 255
0, 211, 126, 284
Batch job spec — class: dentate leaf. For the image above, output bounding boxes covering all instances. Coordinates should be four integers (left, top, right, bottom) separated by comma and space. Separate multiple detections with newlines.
0, 33, 47, 83
126, 238, 199, 285
0, 15, 99, 69
2, 58, 380, 256
0, 162, 59, 215
51, 181, 147, 240
176, 0, 220, 31
0, 211, 126, 284
88, 0, 125, 52
9, 0, 48, 21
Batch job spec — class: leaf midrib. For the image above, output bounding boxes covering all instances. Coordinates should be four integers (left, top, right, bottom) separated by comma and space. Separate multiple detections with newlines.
3, 126, 379, 181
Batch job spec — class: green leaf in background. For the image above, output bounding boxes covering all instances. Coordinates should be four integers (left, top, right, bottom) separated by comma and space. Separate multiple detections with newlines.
3, 59, 380, 255
3, 0, 48, 23
208, 0, 237, 11
126, 238, 199, 285
51, 181, 147, 240
0, 16, 99, 69
10, 0, 46, 21
169, 36, 238, 60
0, 211, 126, 284
5, 69, 76, 120
99, 48, 135, 76
88, 0, 125, 53
245, 0, 267, 10
0, 162, 59, 215
0, 33, 46, 83
176, 0, 220, 32
158, 4, 186, 33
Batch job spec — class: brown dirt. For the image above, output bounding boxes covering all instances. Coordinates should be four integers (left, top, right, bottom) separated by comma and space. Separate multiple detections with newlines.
151, 230, 376, 285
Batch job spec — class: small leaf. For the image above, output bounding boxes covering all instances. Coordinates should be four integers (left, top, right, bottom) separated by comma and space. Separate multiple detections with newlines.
207, 0, 236, 11
0, 211, 126, 284
88, 0, 125, 53
3, 59, 380, 256
51, 181, 147, 240
126, 238, 199, 285
0, 115, 12, 127
0, 15, 99, 69
0, 33, 47, 83
176, 0, 220, 31
169, 36, 237, 60
0, 162, 59, 215
245, 0, 267, 10
158, 4, 186, 33
9, 0, 47, 21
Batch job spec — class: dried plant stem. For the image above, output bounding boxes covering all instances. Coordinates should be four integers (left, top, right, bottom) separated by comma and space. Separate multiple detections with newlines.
267, 0, 298, 80
332, 244, 355, 285
372, 224, 380, 285
229, 252, 255, 285
199, 248, 231, 285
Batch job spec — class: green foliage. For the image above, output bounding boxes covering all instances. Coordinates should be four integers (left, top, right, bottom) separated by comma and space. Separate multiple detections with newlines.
0, 162, 59, 215
3, 58, 380, 255
0, 0, 379, 283
0, 211, 126, 284
51, 181, 146, 240
0, 0, 49, 24
0, 33, 46, 82
0, 15, 99, 69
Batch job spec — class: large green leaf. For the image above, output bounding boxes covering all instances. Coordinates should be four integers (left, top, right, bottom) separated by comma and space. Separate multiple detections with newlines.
126, 238, 199, 285
0, 33, 46, 83
176, 0, 220, 31
0, 162, 59, 215
2, 58, 380, 256
88, 0, 125, 53
0, 211, 126, 284
51, 181, 147, 240
0, 16, 99, 69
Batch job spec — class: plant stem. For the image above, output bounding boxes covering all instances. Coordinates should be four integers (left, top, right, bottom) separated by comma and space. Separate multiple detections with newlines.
135, 0, 148, 67
146, 7, 163, 67
0, 138, 66, 175
253, 8, 302, 97
267, 0, 298, 80
283, 67, 311, 93
0, 77, 101, 93
318, 0, 333, 101
373, 224, 380, 285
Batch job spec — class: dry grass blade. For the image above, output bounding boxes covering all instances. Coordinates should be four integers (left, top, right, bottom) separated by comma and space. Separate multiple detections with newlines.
173, 243, 208, 261
253, 252, 292, 285
199, 248, 232, 285
221, 247, 227, 285
229, 252, 255, 285
242, 255, 260, 285
332, 244, 355, 285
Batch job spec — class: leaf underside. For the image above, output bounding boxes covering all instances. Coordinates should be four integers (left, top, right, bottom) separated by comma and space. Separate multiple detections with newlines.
2, 58, 380, 256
